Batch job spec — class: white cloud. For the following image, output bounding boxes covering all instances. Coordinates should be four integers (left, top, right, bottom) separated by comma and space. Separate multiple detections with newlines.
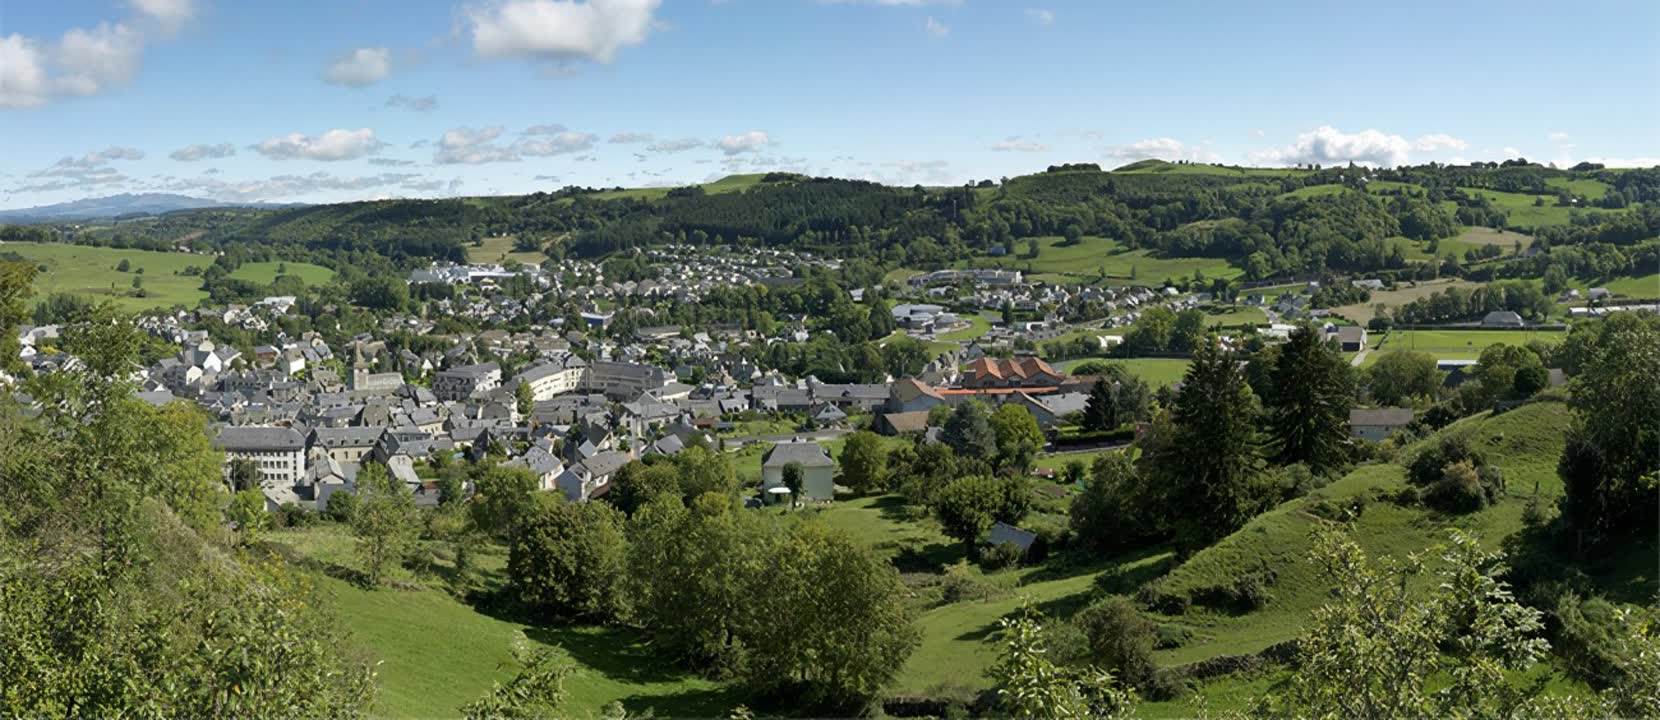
164, 171, 435, 202
608, 132, 654, 144
1413, 133, 1468, 152
368, 157, 417, 167
2, 1, 194, 109
54, 23, 145, 97
1580, 156, 1660, 168
991, 138, 1050, 153
818, 0, 964, 6
1104, 137, 1219, 164
924, 16, 949, 37
1501, 146, 1522, 158
646, 137, 703, 153
254, 128, 385, 161
434, 126, 517, 164
511, 130, 597, 156
169, 143, 236, 161
1025, 8, 1055, 26
16, 146, 145, 191
322, 47, 392, 87
868, 159, 953, 186
467, 0, 661, 64
522, 123, 568, 135
129, 0, 195, 34
717, 130, 769, 155
1548, 131, 1571, 143
386, 94, 438, 111
1250, 126, 1417, 167
0, 34, 50, 108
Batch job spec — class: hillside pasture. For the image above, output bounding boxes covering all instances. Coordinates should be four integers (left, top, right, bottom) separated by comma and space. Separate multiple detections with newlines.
1545, 176, 1612, 200
964, 235, 1242, 285
228, 260, 336, 287
1362, 328, 1566, 364
1328, 278, 1481, 324
0, 241, 209, 310
1057, 356, 1191, 387
466, 235, 550, 265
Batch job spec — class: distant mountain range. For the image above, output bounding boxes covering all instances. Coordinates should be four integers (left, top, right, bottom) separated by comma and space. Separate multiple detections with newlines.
0, 193, 305, 223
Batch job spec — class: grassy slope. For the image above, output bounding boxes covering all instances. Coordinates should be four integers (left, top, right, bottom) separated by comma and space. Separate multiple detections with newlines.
2, 241, 209, 310
962, 235, 1241, 285
466, 235, 550, 265
936, 313, 992, 342
1361, 328, 1567, 365
228, 260, 336, 286
1328, 279, 1482, 324
1056, 357, 1192, 387
264, 525, 731, 719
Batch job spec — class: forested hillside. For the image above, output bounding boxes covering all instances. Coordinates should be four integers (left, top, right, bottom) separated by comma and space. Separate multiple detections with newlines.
7, 162, 1656, 286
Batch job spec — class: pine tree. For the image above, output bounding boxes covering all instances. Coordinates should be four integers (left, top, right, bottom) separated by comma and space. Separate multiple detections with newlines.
1267, 325, 1354, 473
1159, 340, 1263, 553
1083, 378, 1116, 432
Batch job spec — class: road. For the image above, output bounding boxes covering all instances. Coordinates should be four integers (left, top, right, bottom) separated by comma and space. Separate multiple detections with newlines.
1350, 348, 1370, 367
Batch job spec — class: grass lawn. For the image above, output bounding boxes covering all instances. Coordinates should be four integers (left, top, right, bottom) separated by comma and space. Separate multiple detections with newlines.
1460, 188, 1627, 228
1, 240, 209, 310
963, 235, 1241, 286
1203, 305, 1267, 327
800, 494, 958, 567
1057, 357, 1191, 387
228, 260, 336, 286
466, 235, 550, 266
1545, 176, 1612, 199
1362, 328, 1566, 364
1599, 273, 1659, 298
936, 313, 992, 342
1329, 278, 1481, 324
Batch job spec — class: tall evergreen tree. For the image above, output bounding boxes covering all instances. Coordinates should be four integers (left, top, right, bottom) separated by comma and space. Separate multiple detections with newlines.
1083, 379, 1116, 432
942, 400, 998, 460
1159, 340, 1263, 553
1266, 325, 1355, 473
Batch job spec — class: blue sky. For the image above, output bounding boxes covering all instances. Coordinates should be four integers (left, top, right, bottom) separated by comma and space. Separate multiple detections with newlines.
2, 0, 1656, 208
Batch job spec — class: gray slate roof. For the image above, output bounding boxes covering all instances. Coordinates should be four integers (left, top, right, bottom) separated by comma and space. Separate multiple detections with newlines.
763, 440, 835, 468
214, 426, 305, 452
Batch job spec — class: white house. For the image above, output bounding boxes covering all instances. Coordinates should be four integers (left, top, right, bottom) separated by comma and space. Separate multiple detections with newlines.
761, 440, 836, 505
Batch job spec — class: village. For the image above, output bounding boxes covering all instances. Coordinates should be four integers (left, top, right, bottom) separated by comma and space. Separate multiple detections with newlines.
11, 247, 1457, 522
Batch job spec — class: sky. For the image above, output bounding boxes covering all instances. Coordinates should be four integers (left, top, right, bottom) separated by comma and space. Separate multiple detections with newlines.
1, 0, 1657, 208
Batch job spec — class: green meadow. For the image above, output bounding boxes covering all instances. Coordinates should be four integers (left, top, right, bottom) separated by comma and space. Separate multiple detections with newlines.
1, 241, 210, 310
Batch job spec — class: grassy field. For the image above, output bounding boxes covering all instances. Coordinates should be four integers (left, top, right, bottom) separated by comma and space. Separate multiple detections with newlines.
1600, 273, 1659, 298
1203, 305, 1268, 327
1112, 160, 1307, 178
1, 241, 209, 310
1057, 356, 1191, 387
1461, 188, 1628, 228
263, 525, 733, 719
1329, 278, 1481, 324
228, 260, 336, 286
466, 235, 550, 265
1545, 176, 1612, 200
963, 235, 1242, 286
936, 313, 992, 342
1361, 328, 1567, 365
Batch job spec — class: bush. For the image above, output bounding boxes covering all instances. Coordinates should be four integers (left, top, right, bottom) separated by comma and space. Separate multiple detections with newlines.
1553, 593, 1626, 689
940, 560, 1000, 604
1155, 623, 1193, 650
1422, 460, 1504, 514
323, 491, 359, 523
1073, 596, 1159, 691
274, 503, 318, 528
1305, 496, 1366, 522
979, 541, 1024, 571
1408, 436, 1483, 487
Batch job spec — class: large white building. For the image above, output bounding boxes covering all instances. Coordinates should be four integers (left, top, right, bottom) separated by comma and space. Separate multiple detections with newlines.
511, 359, 587, 401
213, 426, 307, 489
433, 362, 502, 401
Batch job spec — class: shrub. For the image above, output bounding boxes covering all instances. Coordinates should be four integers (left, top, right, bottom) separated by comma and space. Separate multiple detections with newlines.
979, 541, 1024, 571
1408, 435, 1483, 487
1073, 596, 1160, 691
1305, 496, 1366, 522
1230, 572, 1274, 611
941, 560, 1000, 604
323, 491, 359, 523
274, 502, 318, 528
1155, 623, 1193, 649
1553, 593, 1626, 689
